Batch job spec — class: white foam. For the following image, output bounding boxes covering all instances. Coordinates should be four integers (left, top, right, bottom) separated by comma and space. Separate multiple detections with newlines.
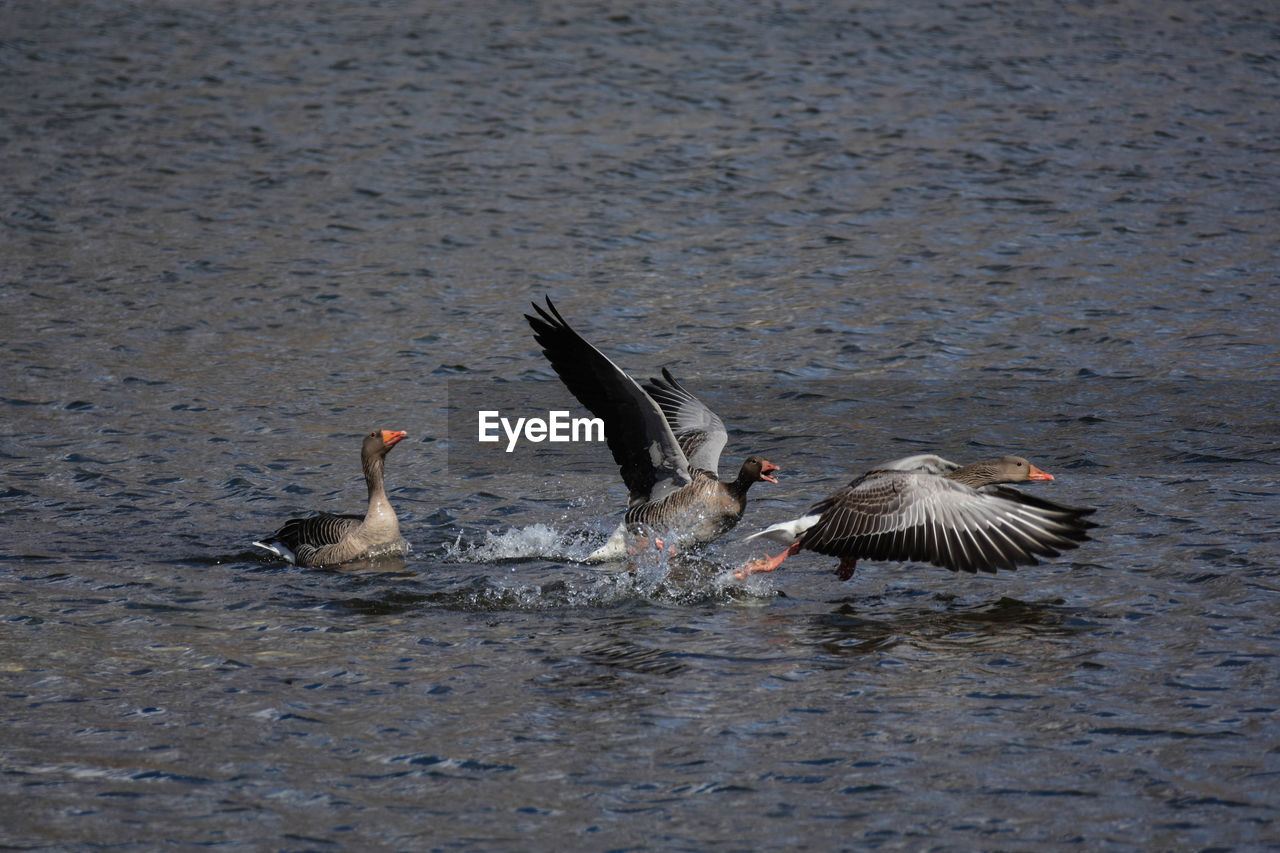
442, 523, 602, 564
439, 522, 780, 606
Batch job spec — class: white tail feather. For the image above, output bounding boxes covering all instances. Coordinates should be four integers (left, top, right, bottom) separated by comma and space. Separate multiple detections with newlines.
252, 540, 298, 564
585, 523, 629, 563
744, 514, 821, 546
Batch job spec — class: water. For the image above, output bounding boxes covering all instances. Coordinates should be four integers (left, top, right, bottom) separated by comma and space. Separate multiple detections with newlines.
3, 0, 1278, 849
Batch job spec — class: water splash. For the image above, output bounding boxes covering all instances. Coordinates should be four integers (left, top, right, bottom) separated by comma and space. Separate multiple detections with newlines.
437, 522, 769, 607
441, 523, 604, 564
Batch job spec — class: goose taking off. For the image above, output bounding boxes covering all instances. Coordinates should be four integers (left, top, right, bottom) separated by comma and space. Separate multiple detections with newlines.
525, 297, 778, 561
253, 429, 408, 568
738, 454, 1094, 580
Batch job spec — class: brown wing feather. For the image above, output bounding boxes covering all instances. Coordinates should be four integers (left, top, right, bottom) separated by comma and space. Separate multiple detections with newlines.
799, 470, 1095, 574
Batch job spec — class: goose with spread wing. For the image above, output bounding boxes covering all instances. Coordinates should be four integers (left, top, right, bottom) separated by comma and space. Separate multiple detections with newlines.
525, 297, 778, 561
253, 429, 408, 568
737, 454, 1094, 580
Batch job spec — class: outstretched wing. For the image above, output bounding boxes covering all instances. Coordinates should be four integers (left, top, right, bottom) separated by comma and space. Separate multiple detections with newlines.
525, 297, 691, 506
800, 470, 1096, 574
641, 368, 728, 475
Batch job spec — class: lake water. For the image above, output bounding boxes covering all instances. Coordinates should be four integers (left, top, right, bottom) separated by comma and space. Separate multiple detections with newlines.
2, 0, 1278, 849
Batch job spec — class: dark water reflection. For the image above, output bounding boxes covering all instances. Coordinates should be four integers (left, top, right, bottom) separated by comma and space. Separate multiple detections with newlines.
3, 0, 1279, 849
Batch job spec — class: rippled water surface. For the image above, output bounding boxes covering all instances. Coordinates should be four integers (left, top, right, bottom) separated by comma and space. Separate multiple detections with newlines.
3, 0, 1278, 849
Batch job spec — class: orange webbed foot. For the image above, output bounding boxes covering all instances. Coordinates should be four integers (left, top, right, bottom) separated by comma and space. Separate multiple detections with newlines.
734, 542, 802, 580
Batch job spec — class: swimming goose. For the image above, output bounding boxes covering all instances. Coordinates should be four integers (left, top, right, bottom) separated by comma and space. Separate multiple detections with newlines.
525, 297, 778, 560
737, 454, 1094, 580
253, 429, 408, 567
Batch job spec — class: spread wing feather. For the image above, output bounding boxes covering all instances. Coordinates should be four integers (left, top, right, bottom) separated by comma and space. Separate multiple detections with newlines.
525, 298, 691, 506
641, 368, 728, 476
798, 470, 1095, 574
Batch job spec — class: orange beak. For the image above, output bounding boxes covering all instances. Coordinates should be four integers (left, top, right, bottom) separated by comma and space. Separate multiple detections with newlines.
1027, 464, 1054, 481
760, 460, 780, 484
380, 430, 407, 448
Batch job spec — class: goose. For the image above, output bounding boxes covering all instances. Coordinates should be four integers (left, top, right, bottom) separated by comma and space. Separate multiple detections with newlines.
737, 454, 1094, 580
525, 297, 778, 561
253, 429, 408, 567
